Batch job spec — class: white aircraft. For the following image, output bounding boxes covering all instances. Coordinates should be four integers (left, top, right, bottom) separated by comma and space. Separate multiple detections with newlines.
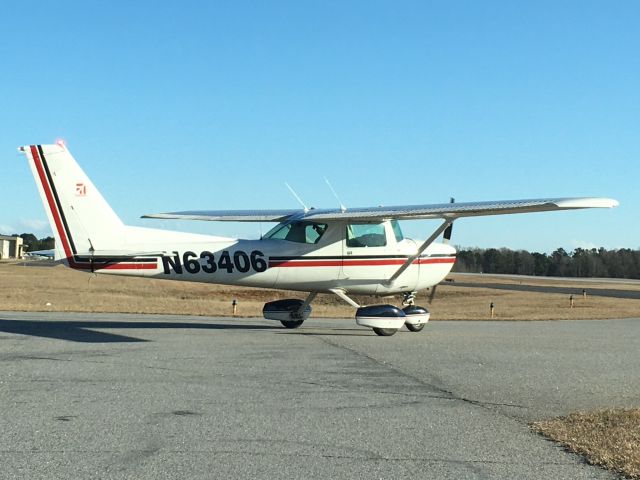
24, 249, 55, 259
20, 143, 618, 336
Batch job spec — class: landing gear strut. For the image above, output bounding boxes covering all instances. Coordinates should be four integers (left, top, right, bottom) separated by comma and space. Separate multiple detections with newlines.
402, 291, 417, 306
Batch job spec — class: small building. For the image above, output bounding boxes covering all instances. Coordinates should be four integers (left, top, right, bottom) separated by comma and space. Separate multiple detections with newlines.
0, 235, 24, 259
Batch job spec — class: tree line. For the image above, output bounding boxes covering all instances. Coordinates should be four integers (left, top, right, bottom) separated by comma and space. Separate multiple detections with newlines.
453, 247, 640, 279
16, 233, 55, 252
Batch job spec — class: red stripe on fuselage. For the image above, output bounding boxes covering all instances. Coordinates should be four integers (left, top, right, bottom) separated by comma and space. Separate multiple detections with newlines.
269, 257, 456, 268
415, 258, 457, 265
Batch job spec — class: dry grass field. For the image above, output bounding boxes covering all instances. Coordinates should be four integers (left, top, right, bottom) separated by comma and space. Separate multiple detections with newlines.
533, 409, 640, 479
1, 261, 640, 320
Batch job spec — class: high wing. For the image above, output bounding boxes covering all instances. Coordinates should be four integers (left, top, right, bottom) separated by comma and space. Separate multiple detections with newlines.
142, 209, 301, 222
142, 197, 618, 223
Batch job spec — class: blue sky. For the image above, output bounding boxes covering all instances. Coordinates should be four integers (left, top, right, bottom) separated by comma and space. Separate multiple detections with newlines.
1, 1, 637, 252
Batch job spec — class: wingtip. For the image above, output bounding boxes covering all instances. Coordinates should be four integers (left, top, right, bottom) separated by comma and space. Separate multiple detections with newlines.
593, 197, 619, 208
553, 197, 620, 209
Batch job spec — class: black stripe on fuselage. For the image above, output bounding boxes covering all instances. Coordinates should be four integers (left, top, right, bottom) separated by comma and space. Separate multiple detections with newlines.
38, 145, 77, 255
74, 256, 158, 263
268, 253, 456, 261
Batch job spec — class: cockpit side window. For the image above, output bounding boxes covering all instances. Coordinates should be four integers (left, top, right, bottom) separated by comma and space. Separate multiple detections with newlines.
346, 223, 387, 247
263, 221, 327, 244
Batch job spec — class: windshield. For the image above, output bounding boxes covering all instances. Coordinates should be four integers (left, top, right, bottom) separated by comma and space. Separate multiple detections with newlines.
391, 219, 404, 242
263, 221, 328, 244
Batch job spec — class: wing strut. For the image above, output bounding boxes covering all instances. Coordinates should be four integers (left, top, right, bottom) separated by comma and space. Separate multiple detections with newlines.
386, 219, 453, 286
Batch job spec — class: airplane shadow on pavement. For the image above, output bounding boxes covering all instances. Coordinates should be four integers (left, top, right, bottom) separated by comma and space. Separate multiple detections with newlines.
0, 318, 273, 343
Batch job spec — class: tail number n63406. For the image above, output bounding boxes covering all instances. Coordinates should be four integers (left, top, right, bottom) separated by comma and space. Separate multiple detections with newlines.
162, 250, 267, 275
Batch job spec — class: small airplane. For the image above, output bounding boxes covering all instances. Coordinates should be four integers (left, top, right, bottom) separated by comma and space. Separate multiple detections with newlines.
20, 143, 619, 336
24, 249, 55, 260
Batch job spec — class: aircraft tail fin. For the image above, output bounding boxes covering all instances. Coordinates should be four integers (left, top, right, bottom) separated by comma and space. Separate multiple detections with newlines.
20, 144, 126, 262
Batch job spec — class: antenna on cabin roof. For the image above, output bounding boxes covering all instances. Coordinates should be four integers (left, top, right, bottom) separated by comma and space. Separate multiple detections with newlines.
324, 177, 347, 212
285, 182, 309, 213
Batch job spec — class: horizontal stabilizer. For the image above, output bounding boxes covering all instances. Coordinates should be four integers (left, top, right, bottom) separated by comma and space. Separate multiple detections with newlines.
74, 250, 167, 259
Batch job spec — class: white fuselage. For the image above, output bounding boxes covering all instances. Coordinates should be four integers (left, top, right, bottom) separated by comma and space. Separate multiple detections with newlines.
84, 220, 456, 296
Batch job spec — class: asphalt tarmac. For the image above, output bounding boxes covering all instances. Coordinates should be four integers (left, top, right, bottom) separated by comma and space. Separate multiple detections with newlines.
1, 312, 638, 479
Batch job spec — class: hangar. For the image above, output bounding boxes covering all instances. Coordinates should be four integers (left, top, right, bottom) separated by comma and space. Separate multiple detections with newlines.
0, 235, 24, 259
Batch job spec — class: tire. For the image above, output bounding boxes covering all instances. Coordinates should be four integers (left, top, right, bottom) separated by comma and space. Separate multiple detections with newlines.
405, 322, 425, 332
281, 319, 304, 329
372, 327, 398, 337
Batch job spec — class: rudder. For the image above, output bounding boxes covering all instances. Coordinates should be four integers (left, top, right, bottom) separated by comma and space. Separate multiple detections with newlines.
21, 144, 126, 261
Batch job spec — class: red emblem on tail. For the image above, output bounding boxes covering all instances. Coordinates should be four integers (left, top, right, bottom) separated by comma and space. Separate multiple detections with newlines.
75, 183, 87, 196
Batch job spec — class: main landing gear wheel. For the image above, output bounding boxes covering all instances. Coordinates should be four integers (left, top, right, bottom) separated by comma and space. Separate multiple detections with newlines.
372, 327, 398, 337
263, 298, 313, 329
280, 319, 304, 329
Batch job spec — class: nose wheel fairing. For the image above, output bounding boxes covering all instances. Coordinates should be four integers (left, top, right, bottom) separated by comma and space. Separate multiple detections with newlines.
402, 305, 430, 326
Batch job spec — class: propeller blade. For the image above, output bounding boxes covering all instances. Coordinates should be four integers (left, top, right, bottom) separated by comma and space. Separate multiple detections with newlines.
443, 224, 453, 243
428, 285, 437, 304
443, 197, 455, 244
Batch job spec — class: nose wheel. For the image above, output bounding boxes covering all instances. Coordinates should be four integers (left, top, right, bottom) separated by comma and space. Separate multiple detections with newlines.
405, 322, 425, 332
402, 302, 430, 332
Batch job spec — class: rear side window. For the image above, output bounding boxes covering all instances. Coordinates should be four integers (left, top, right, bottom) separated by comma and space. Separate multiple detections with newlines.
346, 223, 387, 247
